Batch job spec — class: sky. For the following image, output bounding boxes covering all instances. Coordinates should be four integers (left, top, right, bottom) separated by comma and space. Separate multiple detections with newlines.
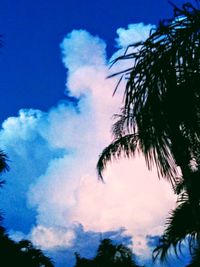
0, 1, 197, 267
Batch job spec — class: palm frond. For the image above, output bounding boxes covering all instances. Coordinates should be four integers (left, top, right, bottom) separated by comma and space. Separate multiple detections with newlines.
112, 108, 178, 181
97, 134, 138, 180
153, 202, 200, 262
0, 151, 9, 174
173, 177, 186, 195
186, 245, 200, 267
100, 1, 200, 182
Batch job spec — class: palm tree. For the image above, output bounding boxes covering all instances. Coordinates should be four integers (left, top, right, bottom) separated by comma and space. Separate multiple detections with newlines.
97, 2, 200, 183
96, 1, 200, 264
95, 238, 140, 267
74, 238, 141, 267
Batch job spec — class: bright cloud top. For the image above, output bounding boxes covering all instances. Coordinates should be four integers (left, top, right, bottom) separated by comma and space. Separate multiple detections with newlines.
115, 23, 154, 48
0, 23, 176, 263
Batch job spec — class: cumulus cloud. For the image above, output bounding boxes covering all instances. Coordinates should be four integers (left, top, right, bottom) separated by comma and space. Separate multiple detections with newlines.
0, 23, 176, 265
30, 225, 75, 250
115, 23, 154, 48
61, 30, 106, 74
71, 158, 175, 257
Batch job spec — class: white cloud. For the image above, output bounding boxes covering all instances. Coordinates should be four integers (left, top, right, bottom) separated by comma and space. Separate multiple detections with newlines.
70, 158, 175, 257
60, 30, 106, 75
30, 225, 75, 250
115, 23, 154, 49
0, 24, 176, 261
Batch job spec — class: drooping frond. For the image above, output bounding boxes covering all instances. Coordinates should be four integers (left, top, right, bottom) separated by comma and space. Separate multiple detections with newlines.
97, 134, 138, 180
98, 2, 200, 181
112, 108, 178, 181
154, 170, 200, 263
153, 202, 200, 262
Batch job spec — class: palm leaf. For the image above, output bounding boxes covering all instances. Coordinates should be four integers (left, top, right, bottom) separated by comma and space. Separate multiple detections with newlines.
97, 2, 200, 183
0, 151, 9, 188
97, 134, 138, 180
186, 245, 200, 267
153, 202, 200, 262
0, 151, 9, 174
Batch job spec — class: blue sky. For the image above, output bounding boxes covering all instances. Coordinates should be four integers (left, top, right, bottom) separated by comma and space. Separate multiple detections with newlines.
0, 0, 185, 123
0, 1, 196, 266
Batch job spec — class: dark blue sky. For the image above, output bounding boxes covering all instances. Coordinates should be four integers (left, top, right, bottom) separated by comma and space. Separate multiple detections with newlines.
0, 0, 194, 123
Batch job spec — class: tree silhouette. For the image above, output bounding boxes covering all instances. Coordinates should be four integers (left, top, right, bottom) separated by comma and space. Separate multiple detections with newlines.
186, 247, 200, 266
74, 238, 142, 267
0, 150, 9, 187
153, 176, 200, 261
97, 1, 200, 264
97, 1, 200, 183
74, 253, 93, 267
0, 226, 54, 266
